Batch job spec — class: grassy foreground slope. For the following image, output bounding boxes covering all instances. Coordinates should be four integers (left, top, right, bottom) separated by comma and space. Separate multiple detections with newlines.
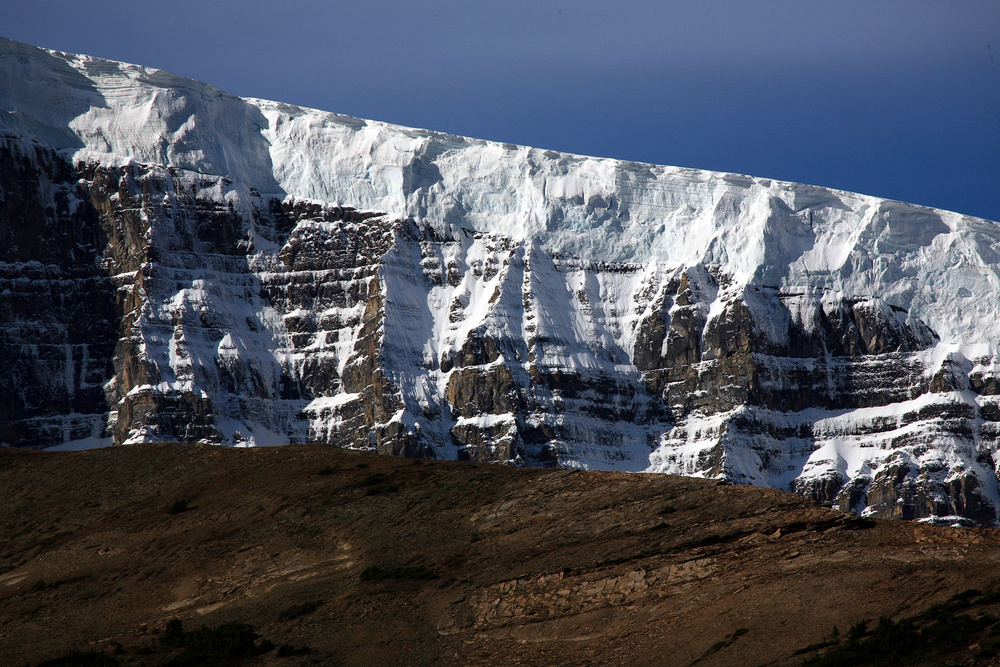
3, 443, 1000, 666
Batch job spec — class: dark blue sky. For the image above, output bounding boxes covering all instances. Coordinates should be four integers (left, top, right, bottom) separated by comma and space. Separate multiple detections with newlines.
7, 1, 1000, 221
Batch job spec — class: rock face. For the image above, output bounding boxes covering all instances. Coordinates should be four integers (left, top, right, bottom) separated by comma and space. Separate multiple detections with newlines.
3, 38, 1000, 525
0, 140, 115, 448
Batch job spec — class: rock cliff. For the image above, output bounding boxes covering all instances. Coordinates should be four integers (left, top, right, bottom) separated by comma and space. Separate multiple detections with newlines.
3, 38, 1000, 525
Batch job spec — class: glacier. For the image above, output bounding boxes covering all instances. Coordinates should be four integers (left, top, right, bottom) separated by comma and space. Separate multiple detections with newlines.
2, 37, 1000, 525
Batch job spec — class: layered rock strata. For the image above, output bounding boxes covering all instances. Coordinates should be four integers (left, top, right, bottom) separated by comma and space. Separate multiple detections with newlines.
3, 38, 1000, 525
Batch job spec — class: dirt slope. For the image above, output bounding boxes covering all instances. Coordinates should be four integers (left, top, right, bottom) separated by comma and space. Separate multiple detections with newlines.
3, 443, 1000, 666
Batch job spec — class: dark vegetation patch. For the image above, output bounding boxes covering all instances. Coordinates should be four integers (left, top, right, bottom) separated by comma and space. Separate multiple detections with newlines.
30, 618, 282, 666
793, 640, 837, 656
32, 649, 120, 666
556, 539, 583, 548
159, 618, 274, 666
801, 587, 1000, 665
701, 627, 749, 659
29, 575, 90, 592
360, 565, 438, 581
361, 473, 386, 486
277, 599, 325, 621
276, 644, 312, 657
360, 471, 399, 495
167, 499, 191, 515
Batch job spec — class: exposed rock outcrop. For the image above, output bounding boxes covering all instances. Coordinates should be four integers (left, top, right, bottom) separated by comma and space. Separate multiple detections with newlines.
4, 38, 1000, 525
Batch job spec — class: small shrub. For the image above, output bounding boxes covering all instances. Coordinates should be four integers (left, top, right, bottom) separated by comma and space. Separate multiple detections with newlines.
160, 618, 185, 647
953, 588, 983, 603
317, 465, 335, 475
361, 473, 387, 486
278, 599, 324, 621
705, 627, 749, 655
167, 499, 190, 515
793, 640, 837, 656
365, 484, 399, 496
360, 565, 438, 581
165, 622, 271, 666
156, 619, 274, 666
276, 644, 312, 657
556, 539, 583, 548
658, 505, 677, 515
801, 610, 997, 666
977, 640, 1000, 660
360, 472, 399, 495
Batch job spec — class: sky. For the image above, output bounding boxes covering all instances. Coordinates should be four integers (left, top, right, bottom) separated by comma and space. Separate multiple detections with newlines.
6, 1, 1000, 221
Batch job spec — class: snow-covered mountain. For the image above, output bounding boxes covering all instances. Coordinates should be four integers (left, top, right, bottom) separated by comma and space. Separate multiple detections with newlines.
3, 37, 1000, 525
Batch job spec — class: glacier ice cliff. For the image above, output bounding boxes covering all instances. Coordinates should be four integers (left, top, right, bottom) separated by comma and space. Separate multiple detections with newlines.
3, 38, 1000, 525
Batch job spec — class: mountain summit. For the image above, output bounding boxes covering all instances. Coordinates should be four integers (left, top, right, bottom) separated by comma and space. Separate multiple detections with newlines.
2, 38, 1000, 524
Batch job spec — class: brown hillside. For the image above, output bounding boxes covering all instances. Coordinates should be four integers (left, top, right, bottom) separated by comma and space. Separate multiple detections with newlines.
3, 443, 1000, 666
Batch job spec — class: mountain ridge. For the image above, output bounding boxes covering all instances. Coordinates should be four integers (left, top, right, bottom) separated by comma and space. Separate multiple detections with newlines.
3, 37, 1000, 525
